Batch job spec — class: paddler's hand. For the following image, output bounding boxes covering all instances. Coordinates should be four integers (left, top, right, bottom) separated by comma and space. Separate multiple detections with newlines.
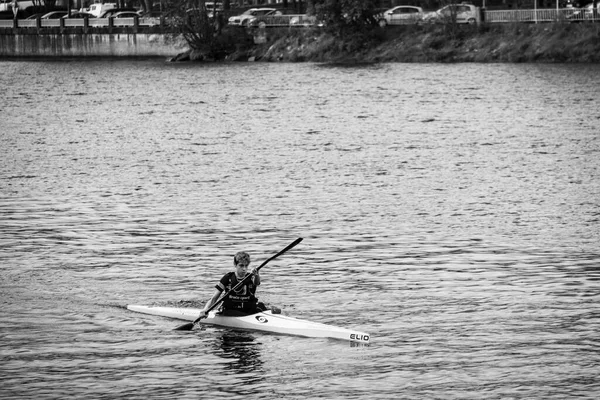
192, 311, 208, 324
251, 267, 259, 276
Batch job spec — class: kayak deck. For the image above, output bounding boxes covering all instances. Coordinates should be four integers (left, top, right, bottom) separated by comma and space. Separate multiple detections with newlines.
127, 305, 370, 344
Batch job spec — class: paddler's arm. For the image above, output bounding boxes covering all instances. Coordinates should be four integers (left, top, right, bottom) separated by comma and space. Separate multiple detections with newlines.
199, 289, 222, 319
252, 267, 260, 286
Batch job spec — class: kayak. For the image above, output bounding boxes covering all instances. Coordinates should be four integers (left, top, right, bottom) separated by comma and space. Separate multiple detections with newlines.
127, 305, 370, 344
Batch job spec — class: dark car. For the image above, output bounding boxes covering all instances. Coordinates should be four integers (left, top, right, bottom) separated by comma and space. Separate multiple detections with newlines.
65, 11, 96, 18
99, 8, 137, 18
25, 13, 44, 19
40, 10, 69, 19
112, 11, 139, 18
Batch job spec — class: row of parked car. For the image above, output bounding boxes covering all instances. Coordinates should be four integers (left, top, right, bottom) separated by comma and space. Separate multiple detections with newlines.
11, 2, 597, 26
0, 1, 160, 22
24, 8, 143, 21
223, 4, 481, 28
222, 2, 599, 28
376, 3, 599, 25
227, 7, 315, 27
378, 4, 480, 26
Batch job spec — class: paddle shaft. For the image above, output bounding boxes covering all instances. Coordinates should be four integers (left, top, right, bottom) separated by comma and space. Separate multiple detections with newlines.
192, 237, 304, 324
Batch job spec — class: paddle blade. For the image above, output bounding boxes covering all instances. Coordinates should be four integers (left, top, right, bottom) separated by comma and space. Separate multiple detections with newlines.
173, 315, 206, 331
173, 322, 195, 331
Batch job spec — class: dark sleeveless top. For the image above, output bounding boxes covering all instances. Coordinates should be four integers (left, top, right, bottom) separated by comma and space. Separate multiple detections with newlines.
216, 272, 259, 312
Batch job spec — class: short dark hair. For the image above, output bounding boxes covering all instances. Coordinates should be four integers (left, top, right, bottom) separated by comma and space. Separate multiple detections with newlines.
234, 251, 250, 266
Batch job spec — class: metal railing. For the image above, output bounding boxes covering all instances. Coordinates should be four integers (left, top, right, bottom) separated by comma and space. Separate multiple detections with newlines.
0, 16, 161, 29
251, 14, 315, 27
485, 8, 598, 23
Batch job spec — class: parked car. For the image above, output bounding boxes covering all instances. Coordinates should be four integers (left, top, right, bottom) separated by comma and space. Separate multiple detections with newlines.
87, 2, 116, 18
584, 2, 599, 18
65, 11, 96, 18
567, 2, 600, 21
289, 14, 318, 27
25, 12, 43, 19
41, 11, 69, 19
99, 8, 137, 18
228, 8, 281, 26
109, 10, 144, 26
424, 3, 479, 25
378, 5, 424, 27
248, 13, 296, 28
112, 11, 139, 18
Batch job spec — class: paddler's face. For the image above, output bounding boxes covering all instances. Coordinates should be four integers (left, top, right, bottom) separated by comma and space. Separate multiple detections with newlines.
235, 261, 249, 276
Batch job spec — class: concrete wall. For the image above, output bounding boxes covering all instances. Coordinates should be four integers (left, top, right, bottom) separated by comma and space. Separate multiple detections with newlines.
0, 32, 189, 58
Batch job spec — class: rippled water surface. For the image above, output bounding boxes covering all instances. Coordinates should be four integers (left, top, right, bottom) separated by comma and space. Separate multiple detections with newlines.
1, 60, 599, 399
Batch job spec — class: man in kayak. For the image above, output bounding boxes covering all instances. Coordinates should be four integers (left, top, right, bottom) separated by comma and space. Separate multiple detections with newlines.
198, 251, 264, 318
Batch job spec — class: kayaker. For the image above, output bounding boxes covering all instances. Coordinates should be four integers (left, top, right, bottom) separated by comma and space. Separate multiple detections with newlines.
198, 251, 264, 318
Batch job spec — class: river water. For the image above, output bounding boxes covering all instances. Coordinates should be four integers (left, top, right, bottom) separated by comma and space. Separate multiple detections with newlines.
1, 59, 599, 399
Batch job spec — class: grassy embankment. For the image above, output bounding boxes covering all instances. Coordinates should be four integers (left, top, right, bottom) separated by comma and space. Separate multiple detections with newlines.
228, 22, 600, 63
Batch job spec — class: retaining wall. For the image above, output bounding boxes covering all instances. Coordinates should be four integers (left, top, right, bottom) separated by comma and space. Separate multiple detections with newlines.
0, 32, 189, 58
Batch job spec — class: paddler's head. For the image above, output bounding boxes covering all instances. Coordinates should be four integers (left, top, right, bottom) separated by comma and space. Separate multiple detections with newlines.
234, 251, 251, 276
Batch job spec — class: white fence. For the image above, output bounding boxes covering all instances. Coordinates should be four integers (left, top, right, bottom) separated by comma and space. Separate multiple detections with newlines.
485, 7, 598, 23
0, 16, 161, 29
251, 14, 316, 27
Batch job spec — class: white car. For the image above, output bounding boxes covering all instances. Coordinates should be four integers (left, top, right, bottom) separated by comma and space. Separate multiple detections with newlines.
378, 6, 424, 27
568, 3, 600, 21
425, 3, 479, 25
228, 8, 281, 26
87, 2, 116, 18
290, 14, 318, 27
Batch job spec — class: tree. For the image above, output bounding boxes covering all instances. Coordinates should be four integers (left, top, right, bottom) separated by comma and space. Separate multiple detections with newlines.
165, 0, 252, 60
139, 0, 153, 14
165, 0, 219, 51
309, 0, 380, 32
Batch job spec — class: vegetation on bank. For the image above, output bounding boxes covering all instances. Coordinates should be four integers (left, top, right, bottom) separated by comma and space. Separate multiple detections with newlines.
174, 22, 600, 63
165, 0, 600, 63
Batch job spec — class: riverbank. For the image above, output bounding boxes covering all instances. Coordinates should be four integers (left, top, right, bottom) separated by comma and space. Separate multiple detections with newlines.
2, 22, 598, 62
234, 23, 600, 63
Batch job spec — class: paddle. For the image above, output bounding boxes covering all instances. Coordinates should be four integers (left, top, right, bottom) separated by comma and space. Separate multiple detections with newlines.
174, 237, 303, 331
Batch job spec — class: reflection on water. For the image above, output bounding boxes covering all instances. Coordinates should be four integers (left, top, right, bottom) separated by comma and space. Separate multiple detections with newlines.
216, 331, 264, 375
1, 60, 599, 399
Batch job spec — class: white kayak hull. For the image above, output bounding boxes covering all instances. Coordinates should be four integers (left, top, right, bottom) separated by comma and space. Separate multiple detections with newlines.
127, 305, 370, 343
